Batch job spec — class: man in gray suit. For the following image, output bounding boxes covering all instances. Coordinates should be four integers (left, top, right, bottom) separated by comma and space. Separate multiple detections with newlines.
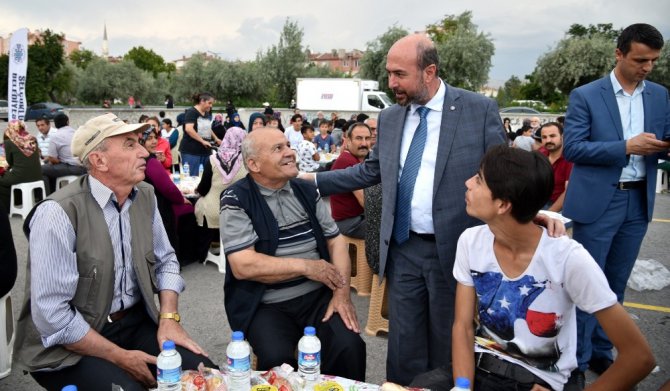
304, 34, 506, 384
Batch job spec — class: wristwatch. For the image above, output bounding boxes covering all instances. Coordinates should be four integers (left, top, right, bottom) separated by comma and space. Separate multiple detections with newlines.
159, 312, 181, 322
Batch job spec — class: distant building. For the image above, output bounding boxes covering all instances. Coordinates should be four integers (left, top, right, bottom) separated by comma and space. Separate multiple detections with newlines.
0, 29, 81, 56
479, 86, 499, 98
171, 51, 221, 69
308, 49, 364, 75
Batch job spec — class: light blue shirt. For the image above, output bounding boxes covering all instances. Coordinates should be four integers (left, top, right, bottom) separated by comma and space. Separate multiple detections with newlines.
29, 176, 184, 348
610, 71, 646, 181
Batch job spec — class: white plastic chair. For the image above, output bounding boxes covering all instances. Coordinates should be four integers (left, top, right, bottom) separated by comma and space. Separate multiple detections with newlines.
56, 175, 79, 190
203, 239, 226, 274
657, 160, 667, 194
0, 293, 14, 379
9, 180, 46, 220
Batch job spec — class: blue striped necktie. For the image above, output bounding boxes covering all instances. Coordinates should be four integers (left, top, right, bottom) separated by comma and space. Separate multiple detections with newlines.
393, 106, 430, 244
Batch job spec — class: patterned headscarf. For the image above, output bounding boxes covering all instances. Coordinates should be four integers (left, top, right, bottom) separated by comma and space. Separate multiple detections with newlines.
5, 120, 37, 157
213, 126, 246, 183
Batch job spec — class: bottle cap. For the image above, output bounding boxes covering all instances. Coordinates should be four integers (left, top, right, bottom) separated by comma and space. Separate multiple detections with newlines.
232, 330, 245, 341
162, 340, 176, 350
62, 386, 78, 391
455, 377, 470, 388
304, 326, 316, 336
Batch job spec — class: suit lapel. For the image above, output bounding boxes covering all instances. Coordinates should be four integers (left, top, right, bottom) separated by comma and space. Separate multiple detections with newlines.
600, 76, 624, 140
433, 84, 461, 198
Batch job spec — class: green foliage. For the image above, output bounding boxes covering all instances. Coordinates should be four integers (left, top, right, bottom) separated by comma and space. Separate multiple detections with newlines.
76, 58, 154, 104
171, 54, 210, 102
648, 42, 670, 89
124, 46, 171, 77
535, 35, 615, 95
302, 62, 346, 78
257, 18, 307, 106
25, 29, 66, 103
51, 60, 80, 104
496, 75, 522, 107
567, 23, 622, 41
359, 25, 409, 97
69, 49, 97, 69
428, 12, 494, 91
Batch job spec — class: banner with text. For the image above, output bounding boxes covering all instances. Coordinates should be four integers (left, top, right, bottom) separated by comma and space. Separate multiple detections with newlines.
8, 28, 28, 121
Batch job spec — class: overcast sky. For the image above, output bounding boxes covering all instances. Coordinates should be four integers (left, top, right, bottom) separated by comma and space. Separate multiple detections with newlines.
2, 0, 668, 86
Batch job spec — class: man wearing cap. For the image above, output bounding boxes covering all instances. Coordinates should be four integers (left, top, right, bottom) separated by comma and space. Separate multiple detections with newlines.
14, 113, 214, 390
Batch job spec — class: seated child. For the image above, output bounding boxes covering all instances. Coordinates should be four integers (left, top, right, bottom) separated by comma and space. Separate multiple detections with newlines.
314, 119, 336, 152
413, 146, 655, 391
297, 124, 321, 172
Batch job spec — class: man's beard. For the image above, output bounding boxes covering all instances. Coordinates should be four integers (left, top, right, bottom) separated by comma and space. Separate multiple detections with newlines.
395, 76, 431, 106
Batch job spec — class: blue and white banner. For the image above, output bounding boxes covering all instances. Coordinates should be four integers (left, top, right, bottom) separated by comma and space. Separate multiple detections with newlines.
8, 28, 28, 121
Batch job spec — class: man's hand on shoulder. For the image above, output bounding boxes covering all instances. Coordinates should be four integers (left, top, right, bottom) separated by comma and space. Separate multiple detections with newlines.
626, 133, 670, 155
323, 288, 361, 333
297, 172, 316, 182
533, 214, 567, 237
157, 318, 208, 357
304, 259, 346, 290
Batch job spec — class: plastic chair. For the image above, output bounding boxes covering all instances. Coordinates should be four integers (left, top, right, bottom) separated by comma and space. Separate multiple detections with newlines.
9, 180, 46, 220
656, 160, 668, 194
365, 274, 389, 336
0, 293, 14, 379
343, 235, 373, 296
56, 175, 79, 190
203, 239, 226, 274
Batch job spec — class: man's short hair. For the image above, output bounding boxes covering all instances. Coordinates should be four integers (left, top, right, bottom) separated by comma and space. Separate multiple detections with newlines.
319, 119, 333, 127
290, 113, 303, 123
617, 23, 664, 55
480, 145, 553, 224
241, 134, 257, 171
162, 118, 172, 127
36, 118, 50, 126
347, 122, 371, 138
417, 39, 440, 76
54, 113, 69, 128
539, 121, 564, 136
301, 123, 315, 135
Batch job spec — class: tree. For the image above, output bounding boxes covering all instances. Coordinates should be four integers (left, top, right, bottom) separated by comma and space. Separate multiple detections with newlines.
171, 54, 210, 102
649, 41, 670, 89
534, 33, 615, 95
496, 75, 522, 107
258, 19, 308, 105
25, 29, 66, 103
77, 58, 153, 104
124, 46, 170, 77
567, 23, 622, 41
69, 49, 97, 70
359, 25, 409, 98
427, 12, 495, 91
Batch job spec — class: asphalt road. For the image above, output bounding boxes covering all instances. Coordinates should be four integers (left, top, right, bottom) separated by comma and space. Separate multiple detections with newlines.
1, 193, 669, 390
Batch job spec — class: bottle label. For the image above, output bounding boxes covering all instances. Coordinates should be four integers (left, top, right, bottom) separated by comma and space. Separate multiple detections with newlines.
227, 355, 250, 372
298, 351, 320, 367
157, 365, 181, 383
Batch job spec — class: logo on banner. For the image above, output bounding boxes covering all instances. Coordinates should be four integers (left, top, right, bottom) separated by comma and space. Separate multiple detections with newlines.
12, 44, 25, 64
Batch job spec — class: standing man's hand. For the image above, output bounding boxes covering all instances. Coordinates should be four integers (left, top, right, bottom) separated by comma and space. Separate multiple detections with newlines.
157, 318, 208, 357
298, 172, 316, 182
626, 133, 670, 155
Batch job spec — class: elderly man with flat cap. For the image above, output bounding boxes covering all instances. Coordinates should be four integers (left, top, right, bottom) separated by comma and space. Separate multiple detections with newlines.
14, 113, 214, 391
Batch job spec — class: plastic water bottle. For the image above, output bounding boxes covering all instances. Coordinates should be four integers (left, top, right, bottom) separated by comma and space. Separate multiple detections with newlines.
198, 163, 204, 178
226, 331, 251, 391
157, 340, 182, 391
324, 143, 330, 152
61, 386, 78, 391
298, 326, 321, 382
451, 377, 471, 390
183, 162, 190, 177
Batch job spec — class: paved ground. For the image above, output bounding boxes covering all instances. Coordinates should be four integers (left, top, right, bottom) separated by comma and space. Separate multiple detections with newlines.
1, 193, 669, 390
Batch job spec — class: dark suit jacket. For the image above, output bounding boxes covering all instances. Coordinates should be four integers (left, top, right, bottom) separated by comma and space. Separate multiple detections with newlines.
317, 81, 506, 280
563, 76, 670, 223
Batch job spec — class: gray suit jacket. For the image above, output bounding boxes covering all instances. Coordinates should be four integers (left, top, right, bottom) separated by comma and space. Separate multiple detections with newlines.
317, 82, 506, 280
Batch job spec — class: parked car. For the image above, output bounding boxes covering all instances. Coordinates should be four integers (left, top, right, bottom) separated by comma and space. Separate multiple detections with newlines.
0, 100, 7, 121
499, 106, 541, 115
25, 102, 64, 120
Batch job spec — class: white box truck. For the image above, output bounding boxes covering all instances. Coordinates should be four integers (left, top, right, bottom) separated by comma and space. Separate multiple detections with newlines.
296, 78, 393, 112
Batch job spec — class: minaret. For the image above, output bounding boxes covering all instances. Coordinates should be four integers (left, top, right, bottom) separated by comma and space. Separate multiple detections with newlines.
102, 23, 109, 58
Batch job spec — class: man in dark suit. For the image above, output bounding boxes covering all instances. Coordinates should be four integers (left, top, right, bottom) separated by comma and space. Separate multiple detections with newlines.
563, 23, 670, 382
306, 34, 506, 384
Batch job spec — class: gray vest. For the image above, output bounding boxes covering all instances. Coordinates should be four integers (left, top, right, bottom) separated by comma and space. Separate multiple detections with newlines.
14, 175, 160, 372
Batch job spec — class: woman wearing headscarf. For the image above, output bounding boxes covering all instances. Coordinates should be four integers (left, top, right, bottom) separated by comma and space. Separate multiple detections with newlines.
194, 127, 247, 259
212, 113, 226, 142
229, 112, 245, 130
247, 112, 266, 132
0, 120, 42, 212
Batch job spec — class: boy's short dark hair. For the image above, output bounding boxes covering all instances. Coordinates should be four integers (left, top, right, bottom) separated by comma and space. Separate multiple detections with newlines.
617, 23, 664, 55
54, 113, 69, 128
480, 145, 553, 223
319, 119, 333, 127
291, 113, 303, 123
162, 118, 172, 127
300, 123, 314, 134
